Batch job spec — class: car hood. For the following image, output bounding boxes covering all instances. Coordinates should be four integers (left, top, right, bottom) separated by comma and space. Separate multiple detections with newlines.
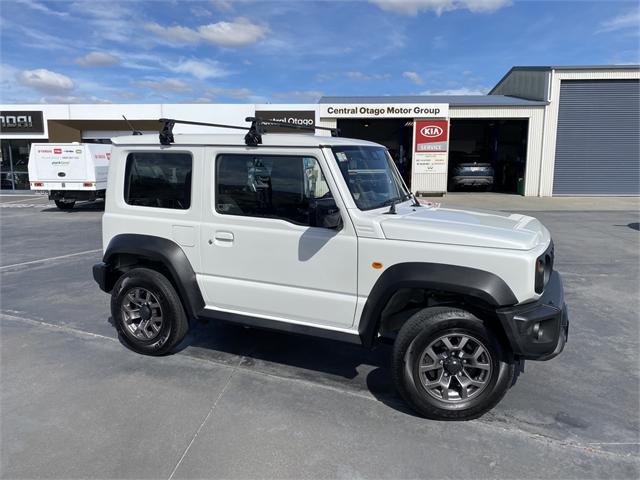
379, 204, 549, 250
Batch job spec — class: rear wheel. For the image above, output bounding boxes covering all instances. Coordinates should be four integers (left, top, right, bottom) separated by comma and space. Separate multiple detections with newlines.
54, 199, 75, 210
392, 307, 514, 420
111, 268, 189, 355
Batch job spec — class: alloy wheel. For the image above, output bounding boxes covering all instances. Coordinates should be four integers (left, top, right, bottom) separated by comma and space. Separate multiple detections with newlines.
121, 287, 163, 341
417, 333, 493, 403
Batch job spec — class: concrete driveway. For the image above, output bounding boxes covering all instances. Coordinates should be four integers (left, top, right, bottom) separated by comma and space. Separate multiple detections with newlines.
1, 195, 638, 479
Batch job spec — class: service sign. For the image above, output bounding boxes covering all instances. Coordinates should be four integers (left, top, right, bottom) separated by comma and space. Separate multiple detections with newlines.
0, 111, 44, 134
413, 119, 449, 174
254, 110, 315, 134
319, 103, 448, 119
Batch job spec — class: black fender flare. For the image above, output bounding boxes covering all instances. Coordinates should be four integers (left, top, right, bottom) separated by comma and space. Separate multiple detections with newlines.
102, 234, 205, 319
358, 262, 518, 347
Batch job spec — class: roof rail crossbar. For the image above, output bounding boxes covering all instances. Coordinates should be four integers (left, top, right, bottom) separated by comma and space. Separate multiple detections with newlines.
159, 118, 250, 145
158, 116, 340, 147
244, 116, 340, 137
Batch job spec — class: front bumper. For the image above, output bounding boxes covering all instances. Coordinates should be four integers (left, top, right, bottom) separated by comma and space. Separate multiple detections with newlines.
496, 271, 569, 360
451, 176, 494, 187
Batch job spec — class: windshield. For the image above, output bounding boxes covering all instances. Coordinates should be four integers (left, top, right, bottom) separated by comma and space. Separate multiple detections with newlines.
332, 146, 411, 211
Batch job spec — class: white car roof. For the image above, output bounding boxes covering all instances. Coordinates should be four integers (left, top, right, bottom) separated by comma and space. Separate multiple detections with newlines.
110, 133, 383, 148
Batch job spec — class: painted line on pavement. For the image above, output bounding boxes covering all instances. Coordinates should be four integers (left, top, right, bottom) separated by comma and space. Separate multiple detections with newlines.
0, 248, 102, 271
2, 196, 49, 204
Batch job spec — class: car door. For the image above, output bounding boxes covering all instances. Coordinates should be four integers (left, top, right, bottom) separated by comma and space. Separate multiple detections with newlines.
198, 147, 358, 329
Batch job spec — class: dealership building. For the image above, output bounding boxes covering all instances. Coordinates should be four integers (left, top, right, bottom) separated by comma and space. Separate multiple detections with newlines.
1, 65, 638, 196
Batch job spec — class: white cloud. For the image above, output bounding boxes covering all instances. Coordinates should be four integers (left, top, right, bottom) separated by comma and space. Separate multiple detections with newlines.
598, 10, 640, 33
73, 1, 137, 43
116, 91, 139, 99
171, 59, 230, 79
131, 78, 192, 92
1, 64, 19, 80
211, 0, 235, 12
206, 86, 254, 99
145, 17, 268, 48
403, 71, 424, 85
145, 23, 202, 44
14, 25, 73, 51
17, 68, 74, 94
421, 86, 489, 95
16, 0, 67, 17
274, 90, 323, 102
317, 71, 391, 82
345, 71, 391, 81
39, 95, 112, 104
370, 0, 510, 16
191, 5, 212, 17
462, 0, 511, 12
198, 17, 269, 47
75, 52, 120, 67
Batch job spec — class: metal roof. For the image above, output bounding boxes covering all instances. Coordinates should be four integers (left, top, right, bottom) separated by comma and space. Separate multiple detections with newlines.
318, 95, 547, 107
508, 64, 640, 71
489, 64, 640, 96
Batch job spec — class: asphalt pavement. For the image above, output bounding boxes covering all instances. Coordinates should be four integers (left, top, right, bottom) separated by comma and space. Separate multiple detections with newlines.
1, 195, 639, 479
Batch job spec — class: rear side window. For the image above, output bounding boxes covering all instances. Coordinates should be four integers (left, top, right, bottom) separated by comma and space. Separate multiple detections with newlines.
216, 154, 332, 225
124, 152, 192, 210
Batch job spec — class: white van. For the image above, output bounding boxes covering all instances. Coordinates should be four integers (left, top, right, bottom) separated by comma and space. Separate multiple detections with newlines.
28, 143, 111, 209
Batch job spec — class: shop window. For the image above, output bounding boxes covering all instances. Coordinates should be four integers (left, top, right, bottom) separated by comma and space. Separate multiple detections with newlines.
1, 139, 35, 190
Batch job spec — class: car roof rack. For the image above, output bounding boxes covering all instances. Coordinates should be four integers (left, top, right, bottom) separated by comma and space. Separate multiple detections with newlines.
158, 116, 340, 147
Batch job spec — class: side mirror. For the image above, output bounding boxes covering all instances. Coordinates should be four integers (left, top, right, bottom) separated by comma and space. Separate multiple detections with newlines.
310, 197, 343, 230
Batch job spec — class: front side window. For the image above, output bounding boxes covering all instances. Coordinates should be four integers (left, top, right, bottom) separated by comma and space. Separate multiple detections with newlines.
331, 146, 410, 211
216, 154, 332, 226
124, 152, 192, 209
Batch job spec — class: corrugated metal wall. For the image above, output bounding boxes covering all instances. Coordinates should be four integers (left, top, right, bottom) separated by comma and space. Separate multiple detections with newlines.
553, 79, 640, 195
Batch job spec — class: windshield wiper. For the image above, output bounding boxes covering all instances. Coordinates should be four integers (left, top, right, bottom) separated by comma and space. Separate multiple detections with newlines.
410, 192, 421, 207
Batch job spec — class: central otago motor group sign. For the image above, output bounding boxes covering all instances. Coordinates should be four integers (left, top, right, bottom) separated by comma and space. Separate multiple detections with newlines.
319, 103, 448, 118
413, 119, 449, 175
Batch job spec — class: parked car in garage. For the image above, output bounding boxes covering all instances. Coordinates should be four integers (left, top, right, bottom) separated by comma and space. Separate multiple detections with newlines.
450, 161, 495, 191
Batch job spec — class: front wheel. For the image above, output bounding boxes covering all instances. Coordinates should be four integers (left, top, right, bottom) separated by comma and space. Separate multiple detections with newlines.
55, 199, 75, 210
111, 268, 189, 356
392, 307, 514, 420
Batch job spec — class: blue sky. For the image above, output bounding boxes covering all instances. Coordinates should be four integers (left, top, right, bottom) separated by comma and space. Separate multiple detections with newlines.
1, 0, 638, 104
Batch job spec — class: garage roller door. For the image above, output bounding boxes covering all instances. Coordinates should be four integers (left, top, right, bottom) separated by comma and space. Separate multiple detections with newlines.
553, 79, 639, 195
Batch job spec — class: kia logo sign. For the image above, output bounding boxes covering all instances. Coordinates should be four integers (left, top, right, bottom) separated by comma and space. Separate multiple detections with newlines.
420, 125, 443, 137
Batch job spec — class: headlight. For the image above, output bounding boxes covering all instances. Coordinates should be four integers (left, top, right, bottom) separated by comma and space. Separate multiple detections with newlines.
535, 240, 554, 294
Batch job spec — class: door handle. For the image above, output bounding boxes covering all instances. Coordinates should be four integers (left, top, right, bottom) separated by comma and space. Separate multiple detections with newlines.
214, 231, 234, 241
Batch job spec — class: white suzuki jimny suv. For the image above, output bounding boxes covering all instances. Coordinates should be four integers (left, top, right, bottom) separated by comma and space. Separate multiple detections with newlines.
93, 118, 568, 420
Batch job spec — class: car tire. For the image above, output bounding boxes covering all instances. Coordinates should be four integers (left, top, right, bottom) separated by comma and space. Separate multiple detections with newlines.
55, 200, 75, 210
392, 307, 514, 420
111, 267, 189, 356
